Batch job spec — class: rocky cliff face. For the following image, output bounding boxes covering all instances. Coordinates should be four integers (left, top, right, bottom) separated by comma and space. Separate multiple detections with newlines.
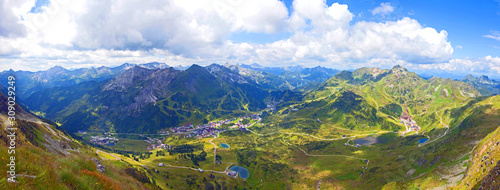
103, 66, 155, 92
102, 66, 180, 113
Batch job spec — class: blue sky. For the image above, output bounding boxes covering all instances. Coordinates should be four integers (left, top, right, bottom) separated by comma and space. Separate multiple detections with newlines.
29, 0, 50, 13
1, 0, 500, 79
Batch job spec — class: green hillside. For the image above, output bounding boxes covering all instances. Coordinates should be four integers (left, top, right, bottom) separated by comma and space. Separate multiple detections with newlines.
0, 91, 155, 189
275, 65, 481, 136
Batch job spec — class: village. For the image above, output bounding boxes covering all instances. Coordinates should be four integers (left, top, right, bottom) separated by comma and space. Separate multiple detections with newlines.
161, 113, 262, 139
145, 137, 172, 150
80, 113, 262, 153
399, 107, 421, 134
89, 135, 119, 146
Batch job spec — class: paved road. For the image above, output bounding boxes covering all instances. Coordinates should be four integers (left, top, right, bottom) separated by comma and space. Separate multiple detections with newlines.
489, 95, 496, 104
248, 129, 356, 141
209, 136, 218, 164
418, 112, 450, 147
281, 137, 366, 160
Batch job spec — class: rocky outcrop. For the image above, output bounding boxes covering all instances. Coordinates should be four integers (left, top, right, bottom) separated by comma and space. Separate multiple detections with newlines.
477, 160, 500, 190
92, 158, 105, 174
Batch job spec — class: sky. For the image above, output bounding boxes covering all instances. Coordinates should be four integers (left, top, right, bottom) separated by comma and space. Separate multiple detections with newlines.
0, 0, 499, 79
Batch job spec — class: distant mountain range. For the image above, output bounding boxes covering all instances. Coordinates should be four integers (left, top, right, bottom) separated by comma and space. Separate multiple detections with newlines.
461, 74, 500, 96
4, 62, 499, 135
0, 62, 169, 99
225, 63, 339, 90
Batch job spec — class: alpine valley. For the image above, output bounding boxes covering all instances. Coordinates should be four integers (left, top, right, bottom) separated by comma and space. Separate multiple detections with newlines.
2, 63, 500, 189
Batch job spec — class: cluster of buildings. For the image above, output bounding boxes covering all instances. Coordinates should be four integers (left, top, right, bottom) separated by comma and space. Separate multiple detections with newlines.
266, 100, 280, 111
145, 137, 172, 150
89, 136, 118, 145
228, 122, 251, 131
147, 143, 172, 151
157, 130, 170, 135
169, 123, 195, 133
167, 114, 262, 139
399, 115, 420, 131
144, 137, 162, 144
170, 122, 224, 139
226, 171, 238, 178
399, 108, 420, 132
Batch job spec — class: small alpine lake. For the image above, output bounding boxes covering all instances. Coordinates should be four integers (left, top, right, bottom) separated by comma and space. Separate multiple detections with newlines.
229, 166, 249, 179
353, 136, 379, 146
220, 143, 230, 148
418, 138, 429, 144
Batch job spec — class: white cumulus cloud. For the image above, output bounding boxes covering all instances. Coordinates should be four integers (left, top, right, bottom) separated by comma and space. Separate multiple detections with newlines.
371, 2, 394, 16
483, 31, 500, 41
413, 56, 500, 78
0, 0, 458, 75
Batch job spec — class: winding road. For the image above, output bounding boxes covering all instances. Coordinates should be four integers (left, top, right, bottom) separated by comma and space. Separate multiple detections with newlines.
96, 150, 120, 160
209, 135, 218, 164
418, 112, 450, 147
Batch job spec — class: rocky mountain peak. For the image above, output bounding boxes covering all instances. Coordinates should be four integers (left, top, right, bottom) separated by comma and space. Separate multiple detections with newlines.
102, 66, 153, 91
478, 75, 495, 85
205, 64, 225, 73
46, 66, 68, 75
463, 74, 476, 81
391, 65, 407, 71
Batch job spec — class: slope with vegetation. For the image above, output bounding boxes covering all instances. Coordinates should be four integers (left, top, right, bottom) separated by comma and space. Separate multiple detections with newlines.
0, 90, 155, 189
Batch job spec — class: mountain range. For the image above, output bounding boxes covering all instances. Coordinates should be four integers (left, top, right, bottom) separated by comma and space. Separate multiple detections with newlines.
9, 63, 337, 133
16, 63, 482, 135
0, 62, 169, 99
462, 74, 500, 96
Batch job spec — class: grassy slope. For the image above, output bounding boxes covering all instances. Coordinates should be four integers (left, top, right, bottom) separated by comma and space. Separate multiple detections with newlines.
0, 146, 153, 190
452, 98, 500, 189
0, 90, 156, 189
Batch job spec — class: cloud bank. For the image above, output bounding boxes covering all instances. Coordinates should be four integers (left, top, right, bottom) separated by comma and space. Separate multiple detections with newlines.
0, 0, 495, 78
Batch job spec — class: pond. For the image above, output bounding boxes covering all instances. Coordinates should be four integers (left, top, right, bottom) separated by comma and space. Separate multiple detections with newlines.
220, 143, 230, 148
230, 166, 249, 179
418, 138, 429, 144
353, 136, 379, 146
